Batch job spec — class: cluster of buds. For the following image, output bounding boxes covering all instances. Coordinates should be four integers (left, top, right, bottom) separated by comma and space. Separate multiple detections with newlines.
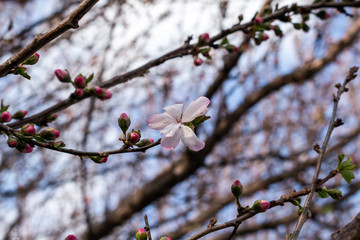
0, 103, 28, 123
193, 33, 212, 66
54, 70, 112, 100
91, 86, 112, 100
135, 228, 147, 240
118, 113, 154, 148
10, 53, 40, 79
6, 124, 62, 154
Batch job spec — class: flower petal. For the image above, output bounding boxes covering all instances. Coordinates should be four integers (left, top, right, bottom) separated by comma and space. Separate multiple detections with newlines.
180, 125, 205, 151
182, 96, 210, 122
164, 103, 183, 121
147, 113, 176, 130
161, 123, 182, 150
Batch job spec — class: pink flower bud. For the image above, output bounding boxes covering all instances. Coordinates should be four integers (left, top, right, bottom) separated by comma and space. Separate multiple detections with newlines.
103, 89, 112, 100
39, 127, 60, 140
74, 76, 85, 88
22, 53, 40, 65
128, 131, 140, 144
22, 144, 33, 153
252, 199, 270, 212
194, 58, 203, 66
55, 69, 71, 83
1, 111, 12, 122
135, 228, 147, 240
7, 136, 18, 148
101, 157, 108, 163
254, 17, 263, 24
231, 180, 243, 199
92, 86, 104, 96
262, 33, 269, 41
199, 33, 210, 44
21, 124, 36, 136
12, 110, 28, 120
65, 235, 77, 240
118, 113, 131, 134
136, 138, 154, 147
74, 89, 84, 97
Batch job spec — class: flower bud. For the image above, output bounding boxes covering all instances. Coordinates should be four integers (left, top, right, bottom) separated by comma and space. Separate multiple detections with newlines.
46, 113, 58, 123
128, 131, 140, 144
103, 89, 112, 100
198, 33, 210, 44
194, 58, 203, 66
252, 199, 270, 212
39, 127, 60, 140
136, 138, 154, 147
7, 136, 18, 148
55, 69, 71, 83
231, 180, 243, 199
225, 45, 237, 53
92, 86, 104, 96
1, 111, 12, 122
118, 113, 131, 134
254, 17, 263, 24
22, 53, 39, 65
74, 89, 84, 97
74, 76, 85, 88
262, 33, 269, 41
135, 228, 147, 240
12, 110, 28, 120
22, 143, 33, 153
327, 189, 342, 199
65, 235, 77, 240
21, 124, 36, 136
89, 156, 108, 164
160, 237, 172, 240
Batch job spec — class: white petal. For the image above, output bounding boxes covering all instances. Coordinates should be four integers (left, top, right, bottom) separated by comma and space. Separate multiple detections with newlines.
161, 123, 182, 150
164, 103, 183, 121
180, 125, 205, 151
147, 113, 176, 130
182, 96, 210, 122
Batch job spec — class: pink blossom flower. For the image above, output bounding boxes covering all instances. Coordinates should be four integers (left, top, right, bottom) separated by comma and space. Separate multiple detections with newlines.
147, 96, 210, 151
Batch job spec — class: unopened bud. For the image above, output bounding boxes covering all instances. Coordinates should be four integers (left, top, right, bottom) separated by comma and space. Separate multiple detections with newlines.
194, 58, 203, 66
118, 113, 131, 134
128, 131, 140, 144
135, 228, 147, 240
231, 180, 243, 199
89, 156, 108, 164
92, 86, 104, 96
74, 76, 85, 88
102, 89, 112, 100
74, 89, 84, 97
22, 53, 40, 65
7, 136, 18, 148
136, 138, 154, 147
252, 199, 270, 212
39, 127, 60, 140
12, 110, 28, 120
262, 33, 269, 41
198, 33, 210, 44
254, 17, 263, 24
1, 111, 12, 122
55, 69, 71, 83
327, 189, 342, 199
21, 124, 36, 136
65, 235, 77, 240
22, 143, 34, 153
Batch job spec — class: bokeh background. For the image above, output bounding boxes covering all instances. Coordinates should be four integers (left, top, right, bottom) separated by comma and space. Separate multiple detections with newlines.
0, 0, 360, 239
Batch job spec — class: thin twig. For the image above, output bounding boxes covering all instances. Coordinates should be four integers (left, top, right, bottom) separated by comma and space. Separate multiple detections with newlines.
144, 215, 152, 240
289, 66, 358, 240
